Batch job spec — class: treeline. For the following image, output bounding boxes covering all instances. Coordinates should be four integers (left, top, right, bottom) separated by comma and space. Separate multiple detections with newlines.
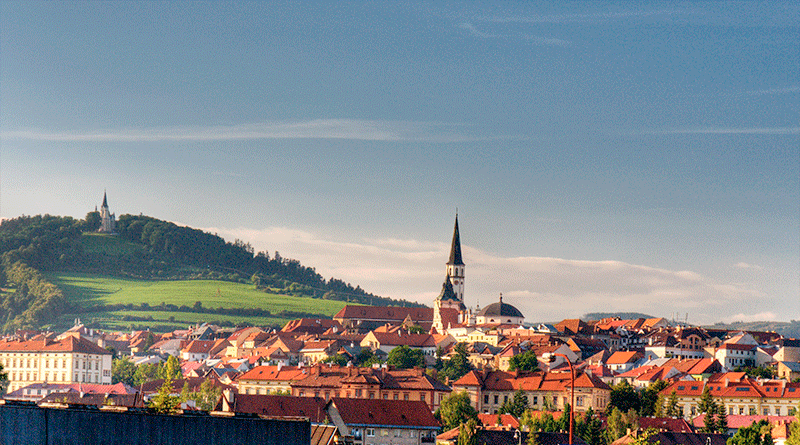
0, 259, 68, 332
115, 215, 422, 307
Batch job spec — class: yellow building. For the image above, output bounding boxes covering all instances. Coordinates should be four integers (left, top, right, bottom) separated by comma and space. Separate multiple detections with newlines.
0, 335, 112, 393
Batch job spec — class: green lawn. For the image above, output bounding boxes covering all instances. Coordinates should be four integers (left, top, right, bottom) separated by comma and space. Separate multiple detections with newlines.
80, 232, 143, 255
46, 272, 351, 332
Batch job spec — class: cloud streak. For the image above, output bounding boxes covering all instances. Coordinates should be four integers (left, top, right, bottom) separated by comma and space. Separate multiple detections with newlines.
198, 223, 764, 324
0, 119, 497, 143
624, 127, 800, 136
480, 9, 684, 24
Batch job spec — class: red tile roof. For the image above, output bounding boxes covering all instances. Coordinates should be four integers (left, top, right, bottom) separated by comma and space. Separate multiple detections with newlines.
0, 335, 111, 355
330, 398, 440, 428
217, 394, 330, 423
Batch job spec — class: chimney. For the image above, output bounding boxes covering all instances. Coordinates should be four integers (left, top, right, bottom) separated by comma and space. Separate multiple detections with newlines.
222, 389, 235, 412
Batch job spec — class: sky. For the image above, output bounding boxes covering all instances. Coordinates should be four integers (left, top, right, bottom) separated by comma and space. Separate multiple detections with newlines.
1, 1, 798, 325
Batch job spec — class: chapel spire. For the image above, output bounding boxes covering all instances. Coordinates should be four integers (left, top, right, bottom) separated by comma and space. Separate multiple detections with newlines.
448, 214, 464, 266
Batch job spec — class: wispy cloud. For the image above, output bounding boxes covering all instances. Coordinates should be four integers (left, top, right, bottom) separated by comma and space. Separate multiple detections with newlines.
746, 86, 800, 95
520, 34, 571, 47
0, 119, 498, 143
459, 22, 570, 47
722, 311, 777, 323
734, 262, 764, 271
458, 22, 498, 39
199, 223, 765, 324
625, 127, 800, 136
480, 10, 683, 24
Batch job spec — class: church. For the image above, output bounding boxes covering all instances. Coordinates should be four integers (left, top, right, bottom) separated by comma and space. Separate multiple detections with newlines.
432, 215, 525, 334
97, 191, 116, 234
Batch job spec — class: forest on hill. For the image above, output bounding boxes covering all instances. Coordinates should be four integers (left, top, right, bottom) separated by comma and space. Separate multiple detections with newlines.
0, 213, 422, 333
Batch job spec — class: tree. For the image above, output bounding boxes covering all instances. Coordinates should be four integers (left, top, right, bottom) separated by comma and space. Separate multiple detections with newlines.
608, 380, 641, 414
508, 349, 539, 372
457, 418, 479, 445
606, 407, 639, 443
699, 385, 718, 433
83, 211, 101, 231
653, 393, 666, 418
440, 343, 474, 382
185, 378, 222, 411
785, 403, 800, 445
112, 357, 137, 386
387, 345, 425, 369
727, 419, 773, 445
580, 407, 604, 445
640, 380, 669, 417
133, 362, 159, 387
437, 391, 479, 431
630, 428, 662, 445
158, 355, 182, 380
665, 390, 680, 417
500, 389, 529, 417
717, 403, 729, 434
149, 375, 181, 414
322, 354, 349, 366
0, 363, 7, 394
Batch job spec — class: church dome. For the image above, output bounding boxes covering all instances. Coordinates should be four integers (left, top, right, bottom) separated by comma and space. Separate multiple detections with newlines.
478, 294, 523, 318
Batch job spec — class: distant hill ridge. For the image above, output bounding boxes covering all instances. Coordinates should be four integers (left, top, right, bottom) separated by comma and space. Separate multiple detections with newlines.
0, 213, 422, 333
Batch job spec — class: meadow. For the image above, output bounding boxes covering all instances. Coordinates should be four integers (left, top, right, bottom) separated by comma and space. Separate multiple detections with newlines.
46, 272, 351, 332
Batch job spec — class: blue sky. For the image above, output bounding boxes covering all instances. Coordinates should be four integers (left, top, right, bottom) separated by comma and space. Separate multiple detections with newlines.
2, 1, 798, 324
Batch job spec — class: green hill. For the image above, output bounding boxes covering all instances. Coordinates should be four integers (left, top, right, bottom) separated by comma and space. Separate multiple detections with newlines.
0, 213, 421, 333
48, 272, 348, 332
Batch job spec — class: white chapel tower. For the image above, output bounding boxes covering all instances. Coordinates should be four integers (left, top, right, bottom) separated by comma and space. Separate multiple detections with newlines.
98, 191, 116, 234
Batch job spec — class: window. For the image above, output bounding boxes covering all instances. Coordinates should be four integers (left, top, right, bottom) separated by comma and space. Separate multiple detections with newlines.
383, 393, 388, 399
420, 393, 425, 402
366, 428, 375, 437
404, 393, 409, 401
532, 396, 538, 405
763, 408, 769, 415
494, 395, 499, 404
393, 393, 398, 400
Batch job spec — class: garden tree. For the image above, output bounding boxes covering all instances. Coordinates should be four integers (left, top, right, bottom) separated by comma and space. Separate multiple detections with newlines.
149, 374, 181, 414
630, 428, 662, 445
608, 380, 641, 415
698, 385, 719, 433
112, 357, 137, 386
499, 389, 529, 417
557, 403, 572, 433
387, 345, 425, 369
665, 390, 680, 417
653, 393, 666, 417
508, 349, 539, 372
185, 379, 222, 411
717, 404, 729, 434
408, 324, 425, 334
158, 355, 182, 381
727, 419, 773, 445
355, 348, 381, 366
579, 407, 604, 445
457, 418, 479, 445
439, 343, 474, 382
640, 380, 669, 416
521, 411, 559, 433
0, 363, 7, 394
786, 403, 800, 445
437, 391, 479, 431
84, 211, 101, 231
322, 354, 349, 366
606, 407, 639, 443
133, 363, 160, 387
734, 366, 776, 379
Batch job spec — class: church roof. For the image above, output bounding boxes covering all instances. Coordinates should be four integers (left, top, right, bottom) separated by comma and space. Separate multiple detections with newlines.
478, 295, 524, 318
102, 191, 108, 208
437, 276, 459, 301
448, 215, 464, 266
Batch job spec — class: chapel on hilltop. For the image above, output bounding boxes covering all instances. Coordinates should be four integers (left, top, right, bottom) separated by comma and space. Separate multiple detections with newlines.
97, 191, 116, 234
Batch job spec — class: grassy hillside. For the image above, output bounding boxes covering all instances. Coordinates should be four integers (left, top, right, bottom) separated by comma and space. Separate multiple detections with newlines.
47, 272, 350, 332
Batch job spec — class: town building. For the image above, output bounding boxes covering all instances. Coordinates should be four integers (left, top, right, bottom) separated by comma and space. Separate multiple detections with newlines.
97, 191, 116, 234
0, 335, 113, 393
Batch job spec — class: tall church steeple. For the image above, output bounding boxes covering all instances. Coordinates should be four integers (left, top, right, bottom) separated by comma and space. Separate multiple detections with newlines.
446, 214, 465, 302
98, 191, 116, 234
